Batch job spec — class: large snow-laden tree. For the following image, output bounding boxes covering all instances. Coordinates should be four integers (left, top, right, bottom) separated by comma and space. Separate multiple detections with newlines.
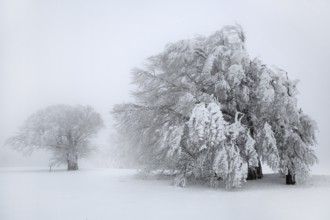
112, 25, 317, 187
7, 105, 104, 170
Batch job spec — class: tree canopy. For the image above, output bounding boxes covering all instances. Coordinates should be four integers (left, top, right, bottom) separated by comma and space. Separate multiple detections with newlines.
112, 25, 317, 188
7, 105, 104, 170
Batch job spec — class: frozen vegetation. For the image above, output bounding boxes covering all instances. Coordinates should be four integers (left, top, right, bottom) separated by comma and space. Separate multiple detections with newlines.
1, 167, 330, 220
6, 105, 104, 170
2, 25, 323, 219
112, 25, 317, 187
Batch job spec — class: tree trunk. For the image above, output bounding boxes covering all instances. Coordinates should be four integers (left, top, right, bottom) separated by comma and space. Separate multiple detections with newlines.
286, 170, 296, 185
256, 159, 263, 179
247, 166, 257, 180
247, 159, 263, 180
67, 158, 79, 171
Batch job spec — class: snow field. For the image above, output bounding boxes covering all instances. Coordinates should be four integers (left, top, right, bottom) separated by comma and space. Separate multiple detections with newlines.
1, 168, 330, 220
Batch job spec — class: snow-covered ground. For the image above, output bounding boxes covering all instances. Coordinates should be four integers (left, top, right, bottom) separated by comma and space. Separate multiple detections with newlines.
1, 168, 330, 220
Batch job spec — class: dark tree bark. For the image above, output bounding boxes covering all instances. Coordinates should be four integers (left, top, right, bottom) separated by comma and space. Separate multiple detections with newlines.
247, 159, 263, 180
67, 157, 79, 171
245, 119, 263, 180
256, 159, 263, 179
286, 170, 296, 185
247, 166, 257, 180
67, 160, 78, 171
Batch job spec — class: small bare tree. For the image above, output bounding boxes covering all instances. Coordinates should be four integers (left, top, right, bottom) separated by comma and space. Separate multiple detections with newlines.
6, 105, 104, 170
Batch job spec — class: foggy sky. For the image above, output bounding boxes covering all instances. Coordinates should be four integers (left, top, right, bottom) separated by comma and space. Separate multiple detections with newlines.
1, 0, 329, 173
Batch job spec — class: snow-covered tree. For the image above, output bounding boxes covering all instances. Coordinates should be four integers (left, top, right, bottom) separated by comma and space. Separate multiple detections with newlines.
112, 25, 317, 187
267, 71, 318, 184
256, 122, 279, 171
6, 105, 104, 170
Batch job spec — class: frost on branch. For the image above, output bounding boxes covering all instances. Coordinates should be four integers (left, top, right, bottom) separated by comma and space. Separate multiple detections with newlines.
181, 103, 248, 188
207, 103, 227, 146
256, 70, 275, 104
187, 103, 210, 152
165, 125, 184, 159
257, 122, 279, 171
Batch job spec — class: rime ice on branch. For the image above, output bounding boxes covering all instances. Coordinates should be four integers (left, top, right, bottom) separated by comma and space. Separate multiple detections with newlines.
112, 25, 317, 187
